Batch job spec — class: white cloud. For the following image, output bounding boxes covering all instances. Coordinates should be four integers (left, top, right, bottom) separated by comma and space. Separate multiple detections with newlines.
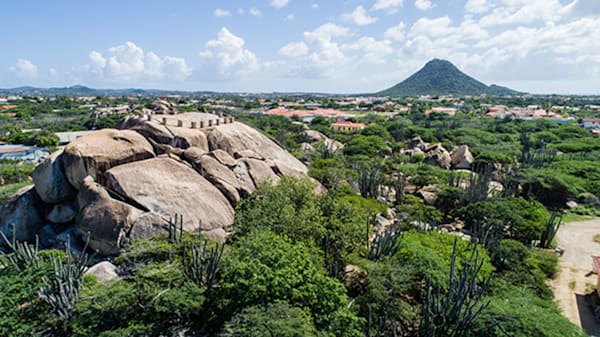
279, 23, 352, 79
88, 41, 191, 82
343, 5, 378, 26
279, 42, 309, 57
478, 0, 564, 27
311, 3, 319, 9
213, 8, 231, 17
249, 8, 262, 16
9, 59, 38, 80
303, 23, 350, 42
465, 0, 489, 14
372, 0, 404, 13
199, 27, 259, 78
270, 0, 289, 8
342, 37, 393, 64
414, 0, 434, 10
286, 14, 295, 21
384, 22, 406, 41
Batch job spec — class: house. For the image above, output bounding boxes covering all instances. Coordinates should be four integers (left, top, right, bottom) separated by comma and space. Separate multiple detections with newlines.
0, 145, 49, 162
582, 118, 600, 130
331, 120, 365, 132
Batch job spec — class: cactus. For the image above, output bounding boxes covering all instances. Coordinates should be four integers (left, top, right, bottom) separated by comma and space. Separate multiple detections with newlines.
419, 238, 491, 337
168, 214, 184, 243
183, 238, 224, 289
368, 227, 403, 261
38, 238, 91, 322
0, 228, 40, 271
355, 163, 385, 199
469, 219, 505, 253
539, 212, 562, 249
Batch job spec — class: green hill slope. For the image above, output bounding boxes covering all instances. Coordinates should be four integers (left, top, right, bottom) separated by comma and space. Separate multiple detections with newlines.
377, 59, 522, 97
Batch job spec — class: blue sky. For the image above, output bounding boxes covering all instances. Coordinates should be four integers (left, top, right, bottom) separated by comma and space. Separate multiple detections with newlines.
1, 0, 600, 94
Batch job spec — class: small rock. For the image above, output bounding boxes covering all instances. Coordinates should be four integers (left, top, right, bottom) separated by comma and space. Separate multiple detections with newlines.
86, 261, 119, 282
566, 201, 578, 209
47, 202, 77, 224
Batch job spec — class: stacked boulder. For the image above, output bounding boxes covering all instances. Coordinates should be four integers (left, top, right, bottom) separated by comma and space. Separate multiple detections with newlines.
403, 137, 473, 170
0, 113, 313, 256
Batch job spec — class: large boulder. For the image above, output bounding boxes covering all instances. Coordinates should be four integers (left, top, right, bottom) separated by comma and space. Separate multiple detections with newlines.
304, 129, 344, 152
62, 129, 155, 189
451, 145, 474, 170
424, 144, 452, 169
207, 122, 307, 175
240, 158, 280, 187
104, 158, 234, 233
0, 186, 44, 242
47, 202, 77, 224
76, 176, 140, 256
119, 116, 174, 145
32, 150, 76, 204
191, 154, 241, 205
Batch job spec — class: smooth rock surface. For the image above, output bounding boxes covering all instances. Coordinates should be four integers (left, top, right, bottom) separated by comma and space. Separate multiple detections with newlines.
76, 176, 139, 256
86, 261, 119, 282
207, 122, 307, 174
104, 158, 234, 232
47, 202, 77, 224
62, 129, 155, 189
32, 151, 76, 204
0, 185, 43, 242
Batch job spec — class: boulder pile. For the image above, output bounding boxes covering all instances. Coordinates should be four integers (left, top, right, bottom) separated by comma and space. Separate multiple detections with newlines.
0, 113, 313, 255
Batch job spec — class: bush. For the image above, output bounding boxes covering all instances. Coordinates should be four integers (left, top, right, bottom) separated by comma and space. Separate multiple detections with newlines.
216, 231, 363, 337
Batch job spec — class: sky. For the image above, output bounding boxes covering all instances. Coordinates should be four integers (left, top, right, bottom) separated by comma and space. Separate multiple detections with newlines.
1, 0, 600, 94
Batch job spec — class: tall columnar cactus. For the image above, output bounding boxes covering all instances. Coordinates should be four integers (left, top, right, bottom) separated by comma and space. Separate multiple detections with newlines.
168, 214, 184, 243
419, 239, 491, 337
539, 212, 562, 249
183, 238, 224, 289
0, 228, 40, 271
368, 227, 403, 261
38, 238, 91, 322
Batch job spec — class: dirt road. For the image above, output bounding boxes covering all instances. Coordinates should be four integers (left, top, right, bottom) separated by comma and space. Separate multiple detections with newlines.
550, 218, 600, 336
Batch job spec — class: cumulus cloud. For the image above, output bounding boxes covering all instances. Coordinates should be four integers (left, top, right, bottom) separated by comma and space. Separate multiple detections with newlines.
199, 27, 259, 78
465, 0, 489, 14
311, 3, 319, 9
384, 22, 406, 41
342, 37, 393, 64
372, 0, 404, 13
88, 41, 191, 83
343, 6, 378, 26
478, 0, 564, 27
279, 42, 309, 57
414, 0, 434, 10
270, 0, 289, 8
9, 59, 38, 80
213, 8, 231, 17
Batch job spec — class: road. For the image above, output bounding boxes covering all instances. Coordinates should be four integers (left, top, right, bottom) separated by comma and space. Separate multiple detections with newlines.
550, 218, 600, 336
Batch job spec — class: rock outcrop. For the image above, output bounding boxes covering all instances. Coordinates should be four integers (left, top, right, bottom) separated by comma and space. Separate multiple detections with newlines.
0, 185, 43, 242
451, 145, 474, 170
32, 151, 76, 204
76, 176, 139, 256
104, 157, 234, 233
1, 113, 317, 256
62, 129, 155, 188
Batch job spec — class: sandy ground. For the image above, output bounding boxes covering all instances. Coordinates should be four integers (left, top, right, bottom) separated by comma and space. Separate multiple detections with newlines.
549, 218, 600, 336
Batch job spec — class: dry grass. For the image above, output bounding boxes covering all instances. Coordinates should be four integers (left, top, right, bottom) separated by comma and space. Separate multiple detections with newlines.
593, 234, 600, 244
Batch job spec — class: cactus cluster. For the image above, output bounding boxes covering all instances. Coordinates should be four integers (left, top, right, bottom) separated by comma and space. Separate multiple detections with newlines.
38, 238, 91, 322
539, 212, 562, 249
183, 238, 224, 289
0, 228, 40, 271
419, 239, 491, 337
368, 227, 403, 261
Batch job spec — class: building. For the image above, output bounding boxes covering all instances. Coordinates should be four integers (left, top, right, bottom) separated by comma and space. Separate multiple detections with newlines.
0, 145, 49, 162
582, 118, 600, 130
331, 120, 365, 132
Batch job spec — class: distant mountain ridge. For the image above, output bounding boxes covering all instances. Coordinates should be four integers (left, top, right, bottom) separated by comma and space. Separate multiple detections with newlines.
377, 59, 522, 97
0, 85, 217, 97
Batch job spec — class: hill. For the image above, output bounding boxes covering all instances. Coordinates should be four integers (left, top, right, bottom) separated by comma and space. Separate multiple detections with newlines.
377, 59, 522, 97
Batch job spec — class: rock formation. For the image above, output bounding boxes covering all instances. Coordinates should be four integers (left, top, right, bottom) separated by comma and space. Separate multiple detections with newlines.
0, 113, 317, 256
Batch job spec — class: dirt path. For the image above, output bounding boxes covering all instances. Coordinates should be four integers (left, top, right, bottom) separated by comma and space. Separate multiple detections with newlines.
550, 218, 600, 336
